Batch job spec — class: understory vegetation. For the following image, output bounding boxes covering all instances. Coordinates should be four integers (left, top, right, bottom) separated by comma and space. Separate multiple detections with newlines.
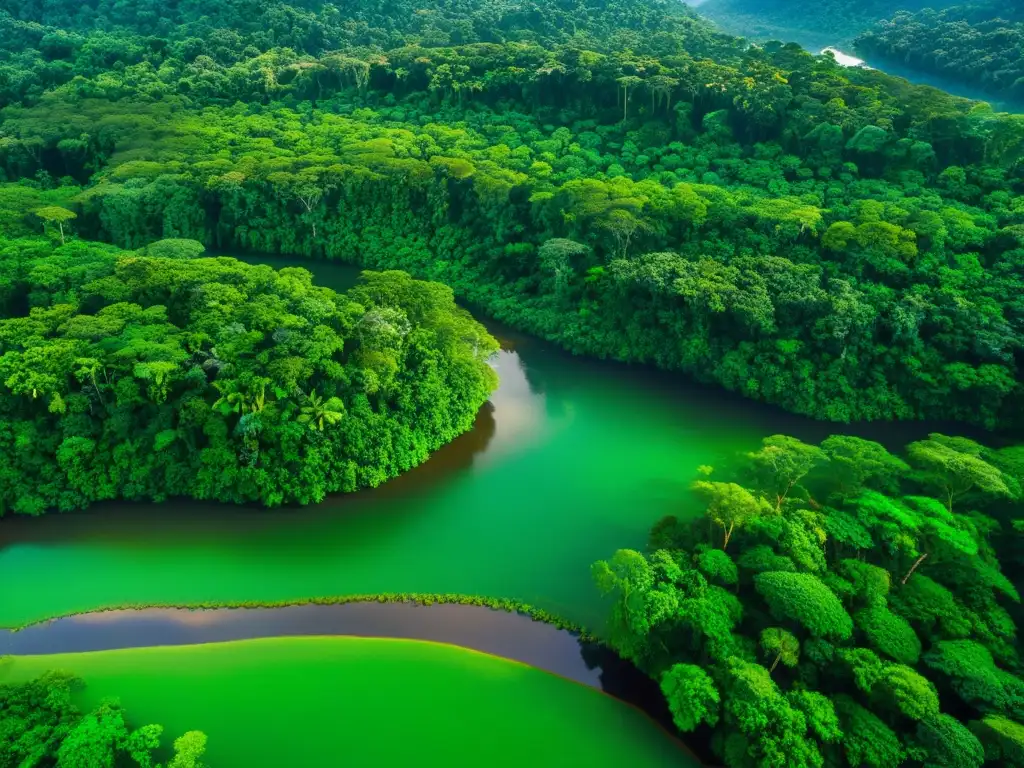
0, 670, 207, 768
594, 432, 1024, 767
0, 236, 498, 514
0, 0, 1022, 427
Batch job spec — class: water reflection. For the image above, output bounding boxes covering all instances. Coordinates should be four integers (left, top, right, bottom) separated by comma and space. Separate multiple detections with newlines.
821, 47, 870, 68
1, 604, 599, 683
472, 351, 547, 465
0, 366, 502, 550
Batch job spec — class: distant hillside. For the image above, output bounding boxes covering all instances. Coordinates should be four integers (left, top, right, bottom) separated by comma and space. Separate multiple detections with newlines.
693, 0, 954, 49
857, 3, 1024, 99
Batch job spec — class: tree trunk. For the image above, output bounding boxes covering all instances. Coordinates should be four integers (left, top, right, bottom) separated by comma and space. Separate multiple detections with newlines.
776, 479, 797, 512
58, 221, 65, 245
90, 371, 106, 408
901, 552, 928, 584
770, 653, 781, 673
722, 521, 734, 550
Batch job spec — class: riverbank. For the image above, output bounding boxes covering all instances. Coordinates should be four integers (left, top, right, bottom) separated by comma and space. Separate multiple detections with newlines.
695, 4, 1023, 112
823, 45, 1023, 111
0, 635, 699, 767
0, 593, 593, 637
1, 599, 719, 765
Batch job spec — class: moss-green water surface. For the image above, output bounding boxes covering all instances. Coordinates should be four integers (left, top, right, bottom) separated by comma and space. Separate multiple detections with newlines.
0, 258, 926, 629
0, 636, 695, 767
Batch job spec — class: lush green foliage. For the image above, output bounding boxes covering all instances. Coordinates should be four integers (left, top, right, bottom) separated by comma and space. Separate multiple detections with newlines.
0, 670, 206, 768
0, 1, 1022, 427
594, 431, 1024, 767
857, 3, 1024, 100
0, 236, 497, 514
0, 0, 728, 109
754, 571, 854, 640
662, 663, 722, 731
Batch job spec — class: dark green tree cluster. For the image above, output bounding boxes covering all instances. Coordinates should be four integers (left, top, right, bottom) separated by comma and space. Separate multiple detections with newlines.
857, 3, 1024, 100
594, 432, 1024, 768
0, 235, 498, 514
1, 0, 1023, 428
0, 670, 207, 768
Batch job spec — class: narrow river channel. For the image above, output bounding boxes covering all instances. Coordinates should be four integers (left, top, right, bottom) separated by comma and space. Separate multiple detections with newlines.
822, 46, 1023, 112
0, 602, 711, 764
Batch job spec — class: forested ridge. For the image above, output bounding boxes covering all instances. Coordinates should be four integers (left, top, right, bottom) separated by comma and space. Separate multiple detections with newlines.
1, 0, 1023, 428
0, 0, 732, 109
0, 236, 498, 514
594, 432, 1024, 768
856, 3, 1024, 101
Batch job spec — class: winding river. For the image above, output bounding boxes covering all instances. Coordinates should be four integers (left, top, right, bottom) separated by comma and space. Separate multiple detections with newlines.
690, 0, 1023, 113
822, 46, 1024, 112
0, 256, 958, 633
0, 601, 681, 736
0, 604, 597, 675
0, 255, 981, 766
3, 10, 1015, 764
2, 600, 717, 762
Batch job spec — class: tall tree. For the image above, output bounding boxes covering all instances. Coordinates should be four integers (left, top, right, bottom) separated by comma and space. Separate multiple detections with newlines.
692, 480, 773, 550
907, 435, 1013, 512
661, 663, 721, 731
760, 627, 800, 673
34, 206, 77, 245
745, 436, 826, 512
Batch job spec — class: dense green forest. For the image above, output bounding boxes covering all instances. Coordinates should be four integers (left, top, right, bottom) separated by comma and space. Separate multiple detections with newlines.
1, 0, 1023, 428
856, 3, 1024, 100
0, 671, 207, 767
691, 0, 951, 48
0, 235, 498, 514
594, 432, 1024, 768
3, 2, 1024, 766
0, 0, 734, 109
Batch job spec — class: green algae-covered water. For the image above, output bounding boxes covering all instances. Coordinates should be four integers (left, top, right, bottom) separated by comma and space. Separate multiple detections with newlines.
0, 636, 696, 767
0, 257, 931, 630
